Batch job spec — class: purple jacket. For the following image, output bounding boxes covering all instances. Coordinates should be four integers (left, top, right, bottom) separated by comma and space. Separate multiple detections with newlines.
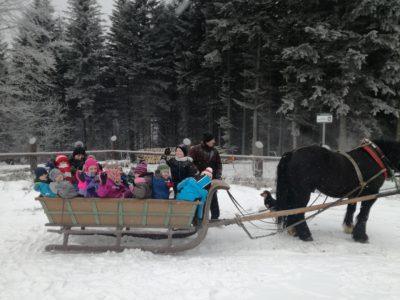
97, 178, 133, 198
82, 174, 99, 198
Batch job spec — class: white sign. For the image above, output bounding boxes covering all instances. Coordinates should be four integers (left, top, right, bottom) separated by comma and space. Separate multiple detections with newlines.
316, 113, 333, 123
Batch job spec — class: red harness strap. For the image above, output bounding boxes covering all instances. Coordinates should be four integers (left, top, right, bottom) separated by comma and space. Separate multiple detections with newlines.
362, 145, 388, 180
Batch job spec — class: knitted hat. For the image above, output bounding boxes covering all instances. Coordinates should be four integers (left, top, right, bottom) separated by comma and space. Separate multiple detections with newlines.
55, 154, 69, 165
49, 168, 63, 182
134, 161, 148, 176
176, 144, 188, 156
84, 157, 99, 173
203, 132, 215, 143
34, 167, 48, 179
201, 167, 213, 178
72, 147, 86, 158
157, 164, 170, 175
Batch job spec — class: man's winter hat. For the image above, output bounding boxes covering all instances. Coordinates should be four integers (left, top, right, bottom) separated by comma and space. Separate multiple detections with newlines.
49, 168, 63, 182
134, 161, 148, 175
203, 132, 215, 143
84, 157, 99, 173
34, 167, 48, 179
201, 167, 213, 178
176, 144, 188, 156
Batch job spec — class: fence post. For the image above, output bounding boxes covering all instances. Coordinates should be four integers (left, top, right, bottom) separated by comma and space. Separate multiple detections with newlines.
253, 141, 263, 178
29, 137, 37, 173
111, 135, 118, 160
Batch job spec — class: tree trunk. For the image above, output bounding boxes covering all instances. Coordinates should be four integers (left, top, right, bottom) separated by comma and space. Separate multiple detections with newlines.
252, 39, 261, 155
291, 120, 297, 149
179, 97, 189, 140
241, 108, 246, 154
396, 117, 400, 141
278, 114, 283, 155
338, 115, 347, 151
226, 50, 232, 148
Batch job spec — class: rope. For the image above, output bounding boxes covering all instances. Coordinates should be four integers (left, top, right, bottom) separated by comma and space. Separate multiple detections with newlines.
226, 191, 278, 237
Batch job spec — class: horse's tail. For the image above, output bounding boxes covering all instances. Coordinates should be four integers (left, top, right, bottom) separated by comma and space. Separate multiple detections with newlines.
276, 151, 293, 212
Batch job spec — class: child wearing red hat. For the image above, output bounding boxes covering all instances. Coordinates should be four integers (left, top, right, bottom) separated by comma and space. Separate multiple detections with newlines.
55, 154, 73, 183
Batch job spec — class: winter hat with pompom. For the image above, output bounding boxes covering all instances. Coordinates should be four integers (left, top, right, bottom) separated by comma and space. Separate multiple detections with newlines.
49, 168, 63, 182
134, 161, 148, 176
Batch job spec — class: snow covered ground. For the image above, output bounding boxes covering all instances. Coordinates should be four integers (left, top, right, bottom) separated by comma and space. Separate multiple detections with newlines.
1, 164, 400, 300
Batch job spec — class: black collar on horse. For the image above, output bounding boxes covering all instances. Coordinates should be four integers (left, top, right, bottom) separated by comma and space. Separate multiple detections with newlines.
275, 138, 400, 243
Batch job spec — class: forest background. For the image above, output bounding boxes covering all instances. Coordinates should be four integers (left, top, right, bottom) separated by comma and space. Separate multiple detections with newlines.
1, 0, 400, 156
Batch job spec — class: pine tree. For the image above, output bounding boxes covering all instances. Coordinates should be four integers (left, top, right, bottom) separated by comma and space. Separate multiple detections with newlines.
0, 37, 10, 151
65, 0, 106, 148
108, 0, 179, 149
3, 0, 71, 150
278, 0, 400, 149
174, 0, 211, 141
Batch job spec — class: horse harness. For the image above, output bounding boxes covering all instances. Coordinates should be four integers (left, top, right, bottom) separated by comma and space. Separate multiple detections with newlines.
341, 139, 391, 196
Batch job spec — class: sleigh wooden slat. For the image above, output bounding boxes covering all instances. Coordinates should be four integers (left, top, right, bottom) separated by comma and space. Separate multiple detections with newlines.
37, 198, 200, 228
36, 180, 231, 253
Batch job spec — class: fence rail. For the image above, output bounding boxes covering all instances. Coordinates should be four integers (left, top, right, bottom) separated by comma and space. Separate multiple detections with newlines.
0, 149, 281, 180
0, 149, 281, 160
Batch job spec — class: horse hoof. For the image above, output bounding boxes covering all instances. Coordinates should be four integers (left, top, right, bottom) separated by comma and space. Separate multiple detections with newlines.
342, 223, 354, 234
353, 235, 369, 243
299, 235, 313, 242
352, 221, 368, 243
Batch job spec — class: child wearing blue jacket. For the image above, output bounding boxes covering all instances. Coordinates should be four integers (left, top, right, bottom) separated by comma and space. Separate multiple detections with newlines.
33, 167, 57, 197
152, 161, 173, 199
176, 167, 213, 219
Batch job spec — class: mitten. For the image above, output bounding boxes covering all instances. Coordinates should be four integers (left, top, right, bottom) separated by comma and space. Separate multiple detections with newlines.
166, 180, 174, 188
100, 172, 107, 185
77, 171, 85, 183
164, 147, 171, 155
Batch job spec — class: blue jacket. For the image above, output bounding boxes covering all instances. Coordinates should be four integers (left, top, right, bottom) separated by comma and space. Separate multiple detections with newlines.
34, 182, 57, 197
152, 176, 170, 199
176, 175, 211, 219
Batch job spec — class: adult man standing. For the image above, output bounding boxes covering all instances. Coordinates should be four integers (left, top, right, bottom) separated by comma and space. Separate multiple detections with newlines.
189, 133, 222, 220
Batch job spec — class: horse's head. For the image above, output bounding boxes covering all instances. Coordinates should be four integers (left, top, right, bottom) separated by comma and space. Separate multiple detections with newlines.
371, 139, 400, 172
260, 190, 277, 210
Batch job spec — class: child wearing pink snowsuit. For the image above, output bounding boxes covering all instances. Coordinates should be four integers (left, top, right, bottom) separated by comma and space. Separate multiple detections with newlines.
97, 161, 132, 198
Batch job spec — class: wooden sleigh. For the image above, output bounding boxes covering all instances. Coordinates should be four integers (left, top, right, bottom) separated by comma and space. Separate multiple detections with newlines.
37, 180, 230, 253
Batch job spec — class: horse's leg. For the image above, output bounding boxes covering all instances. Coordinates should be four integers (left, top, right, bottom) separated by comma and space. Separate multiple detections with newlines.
343, 203, 357, 234
285, 189, 313, 241
352, 198, 377, 243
